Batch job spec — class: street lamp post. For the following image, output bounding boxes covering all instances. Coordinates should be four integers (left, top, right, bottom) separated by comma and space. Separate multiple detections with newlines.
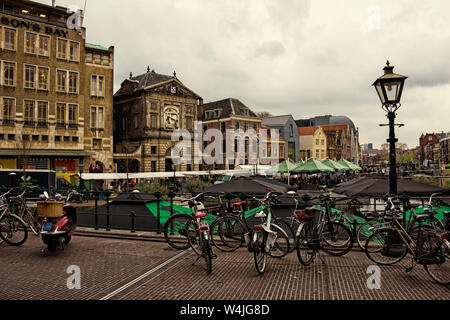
373, 61, 407, 195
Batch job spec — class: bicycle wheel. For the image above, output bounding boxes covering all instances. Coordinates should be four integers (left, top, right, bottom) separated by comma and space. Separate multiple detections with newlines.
267, 223, 290, 259
408, 216, 444, 233
22, 212, 41, 236
357, 219, 390, 250
364, 227, 408, 265
422, 234, 450, 285
0, 214, 28, 246
186, 220, 202, 255
408, 221, 445, 243
253, 233, 266, 275
210, 215, 245, 252
296, 221, 317, 266
321, 221, 353, 256
163, 213, 195, 250
273, 217, 296, 252
202, 236, 213, 274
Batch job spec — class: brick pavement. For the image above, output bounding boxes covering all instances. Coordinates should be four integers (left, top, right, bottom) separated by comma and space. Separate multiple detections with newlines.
0, 235, 448, 300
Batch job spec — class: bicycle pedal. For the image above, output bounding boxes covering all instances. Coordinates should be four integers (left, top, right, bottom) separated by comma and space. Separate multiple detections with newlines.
405, 266, 413, 273
212, 254, 218, 259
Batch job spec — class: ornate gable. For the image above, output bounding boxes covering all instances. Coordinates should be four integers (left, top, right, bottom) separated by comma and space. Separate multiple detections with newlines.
146, 79, 201, 100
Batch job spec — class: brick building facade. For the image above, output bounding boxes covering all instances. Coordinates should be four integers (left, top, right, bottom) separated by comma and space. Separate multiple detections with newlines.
0, 0, 114, 177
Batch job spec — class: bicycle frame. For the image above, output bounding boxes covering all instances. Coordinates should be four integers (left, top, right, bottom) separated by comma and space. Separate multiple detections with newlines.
383, 214, 446, 263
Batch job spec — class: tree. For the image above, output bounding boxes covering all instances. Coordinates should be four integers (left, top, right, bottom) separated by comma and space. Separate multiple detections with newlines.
256, 112, 272, 119
15, 133, 35, 184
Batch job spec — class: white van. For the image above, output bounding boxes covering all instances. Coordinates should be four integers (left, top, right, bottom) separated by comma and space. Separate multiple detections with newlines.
214, 170, 253, 184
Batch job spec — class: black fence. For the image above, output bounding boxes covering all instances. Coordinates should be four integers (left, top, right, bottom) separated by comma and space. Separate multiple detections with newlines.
2, 185, 448, 236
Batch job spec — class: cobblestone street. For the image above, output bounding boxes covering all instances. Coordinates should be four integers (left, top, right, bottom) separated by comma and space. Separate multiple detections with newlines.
0, 234, 448, 301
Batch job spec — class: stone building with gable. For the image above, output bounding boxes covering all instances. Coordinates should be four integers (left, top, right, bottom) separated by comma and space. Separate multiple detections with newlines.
113, 68, 203, 173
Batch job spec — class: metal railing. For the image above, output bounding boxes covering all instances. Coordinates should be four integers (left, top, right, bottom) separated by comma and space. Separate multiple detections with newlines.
0, 186, 448, 236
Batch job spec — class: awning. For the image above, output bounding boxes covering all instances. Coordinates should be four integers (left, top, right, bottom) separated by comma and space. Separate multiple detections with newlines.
0, 149, 94, 157
80, 169, 253, 180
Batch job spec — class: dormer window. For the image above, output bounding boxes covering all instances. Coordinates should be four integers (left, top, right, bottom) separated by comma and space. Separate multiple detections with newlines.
241, 108, 249, 116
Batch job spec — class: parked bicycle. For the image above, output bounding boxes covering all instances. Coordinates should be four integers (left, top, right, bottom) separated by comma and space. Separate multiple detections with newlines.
249, 192, 290, 274
209, 194, 293, 255
163, 193, 224, 251
182, 194, 216, 274
356, 193, 446, 250
0, 188, 28, 246
296, 194, 354, 266
364, 197, 450, 285
9, 187, 41, 236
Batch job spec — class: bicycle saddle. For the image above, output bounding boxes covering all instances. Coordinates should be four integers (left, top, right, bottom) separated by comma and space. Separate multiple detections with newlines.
412, 213, 433, 222
305, 206, 320, 212
233, 201, 246, 207
195, 212, 208, 219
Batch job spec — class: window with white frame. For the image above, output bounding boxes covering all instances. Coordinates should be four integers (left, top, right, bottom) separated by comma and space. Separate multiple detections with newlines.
90, 75, 104, 96
2, 97, 15, 123
56, 70, 78, 93
101, 55, 110, 66
38, 67, 49, 90
2, 61, 16, 86
25, 32, 37, 54
4, 28, 16, 51
57, 70, 66, 92
24, 65, 36, 89
38, 35, 50, 56
91, 106, 104, 129
68, 104, 78, 127
56, 103, 66, 126
55, 103, 79, 128
37, 101, 48, 125
68, 72, 78, 93
57, 38, 67, 59
24, 65, 49, 90
24, 100, 35, 124
69, 41, 79, 61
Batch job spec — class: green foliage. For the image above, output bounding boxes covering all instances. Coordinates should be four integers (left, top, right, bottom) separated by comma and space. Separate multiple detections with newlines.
182, 179, 212, 194
135, 180, 170, 194
410, 175, 441, 187
445, 179, 450, 189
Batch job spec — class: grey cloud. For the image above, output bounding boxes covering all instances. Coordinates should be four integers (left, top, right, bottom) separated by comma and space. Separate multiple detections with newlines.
253, 41, 286, 59
36, 0, 450, 148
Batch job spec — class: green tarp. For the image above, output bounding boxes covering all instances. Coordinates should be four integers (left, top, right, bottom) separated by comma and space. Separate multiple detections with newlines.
337, 159, 362, 171
315, 204, 450, 236
291, 159, 335, 173
146, 201, 267, 225
266, 160, 296, 174
322, 159, 347, 171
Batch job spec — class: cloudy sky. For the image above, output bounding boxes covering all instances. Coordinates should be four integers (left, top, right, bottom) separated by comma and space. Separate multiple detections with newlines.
40, 0, 450, 148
